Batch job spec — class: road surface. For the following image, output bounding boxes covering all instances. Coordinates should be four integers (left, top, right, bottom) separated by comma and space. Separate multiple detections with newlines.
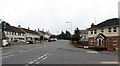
2, 40, 118, 65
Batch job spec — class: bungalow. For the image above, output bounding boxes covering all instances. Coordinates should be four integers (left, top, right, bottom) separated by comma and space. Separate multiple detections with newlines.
87, 18, 120, 51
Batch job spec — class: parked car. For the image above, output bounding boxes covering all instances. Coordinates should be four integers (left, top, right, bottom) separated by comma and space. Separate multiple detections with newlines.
2, 39, 10, 47
48, 35, 57, 42
48, 38, 57, 42
27, 40, 34, 44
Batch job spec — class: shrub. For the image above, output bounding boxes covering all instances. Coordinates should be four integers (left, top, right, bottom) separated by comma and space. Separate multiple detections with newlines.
71, 34, 80, 42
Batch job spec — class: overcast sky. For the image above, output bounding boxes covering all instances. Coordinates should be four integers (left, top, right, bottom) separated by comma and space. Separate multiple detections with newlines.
0, 0, 120, 34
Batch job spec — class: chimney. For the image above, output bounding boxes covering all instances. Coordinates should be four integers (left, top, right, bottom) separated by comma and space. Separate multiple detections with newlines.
42, 29, 44, 32
18, 25, 21, 28
35, 29, 36, 31
38, 28, 40, 31
28, 27, 30, 30
91, 23, 95, 28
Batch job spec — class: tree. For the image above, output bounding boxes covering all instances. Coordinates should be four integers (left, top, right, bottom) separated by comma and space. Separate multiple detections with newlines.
71, 34, 81, 42
71, 27, 81, 42
65, 30, 71, 40
57, 31, 65, 39
74, 28, 80, 35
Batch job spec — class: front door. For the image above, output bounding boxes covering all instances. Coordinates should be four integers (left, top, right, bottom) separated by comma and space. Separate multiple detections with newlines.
97, 38, 102, 46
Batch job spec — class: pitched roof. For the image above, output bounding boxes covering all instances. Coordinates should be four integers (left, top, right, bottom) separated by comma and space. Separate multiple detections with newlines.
3, 22, 25, 33
38, 31, 46, 34
95, 33, 107, 39
21, 28, 40, 35
2, 22, 39, 35
88, 18, 119, 29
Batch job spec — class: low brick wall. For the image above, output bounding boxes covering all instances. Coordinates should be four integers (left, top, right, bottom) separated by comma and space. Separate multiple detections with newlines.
71, 41, 88, 48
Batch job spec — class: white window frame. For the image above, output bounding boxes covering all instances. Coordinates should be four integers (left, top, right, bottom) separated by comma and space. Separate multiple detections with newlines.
113, 27, 117, 32
113, 39, 117, 46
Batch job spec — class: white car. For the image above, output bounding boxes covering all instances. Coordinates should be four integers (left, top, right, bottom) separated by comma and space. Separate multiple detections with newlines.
2, 39, 10, 47
51, 38, 57, 41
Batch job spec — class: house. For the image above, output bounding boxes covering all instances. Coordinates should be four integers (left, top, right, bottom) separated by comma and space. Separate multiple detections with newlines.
2, 22, 40, 44
87, 18, 120, 51
79, 30, 88, 41
19, 26, 40, 43
37, 29, 51, 40
2, 22, 26, 42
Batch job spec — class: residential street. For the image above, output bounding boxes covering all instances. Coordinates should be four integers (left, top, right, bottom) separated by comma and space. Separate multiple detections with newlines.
2, 40, 118, 64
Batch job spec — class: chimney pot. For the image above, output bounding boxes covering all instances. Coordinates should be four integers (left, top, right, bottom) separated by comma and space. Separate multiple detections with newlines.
28, 27, 30, 30
18, 25, 21, 27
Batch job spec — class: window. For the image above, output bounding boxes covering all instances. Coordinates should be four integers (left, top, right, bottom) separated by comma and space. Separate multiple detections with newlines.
90, 39, 94, 45
11, 38, 13, 41
113, 39, 117, 46
6, 32, 8, 35
84, 35, 86, 40
18, 33, 21, 36
94, 29, 97, 34
84, 35, 86, 38
22, 33, 24, 36
91, 30, 93, 34
12, 32, 14, 35
10, 32, 11, 35
113, 27, 117, 32
101, 29, 104, 33
15, 32, 16, 35
108, 27, 111, 33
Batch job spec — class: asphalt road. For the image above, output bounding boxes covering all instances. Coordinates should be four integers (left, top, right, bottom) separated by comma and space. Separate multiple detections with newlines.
2, 40, 118, 64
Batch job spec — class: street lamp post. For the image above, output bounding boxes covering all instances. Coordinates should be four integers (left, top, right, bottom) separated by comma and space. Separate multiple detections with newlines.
66, 22, 72, 34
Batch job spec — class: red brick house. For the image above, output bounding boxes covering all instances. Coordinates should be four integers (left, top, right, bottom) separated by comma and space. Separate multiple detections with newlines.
87, 18, 120, 51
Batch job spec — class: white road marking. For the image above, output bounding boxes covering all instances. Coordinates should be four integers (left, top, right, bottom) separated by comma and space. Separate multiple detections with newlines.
87, 51, 98, 53
28, 44, 62, 64
100, 61, 118, 64
34, 59, 37, 62
28, 54, 48, 64
23, 49, 32, 52
2, 52, 14, 55
2, 54, 15, 59
2, 50, 23, 55
28, 61, 34, 64
36, 62, 40, 64
40, 57, 48, 62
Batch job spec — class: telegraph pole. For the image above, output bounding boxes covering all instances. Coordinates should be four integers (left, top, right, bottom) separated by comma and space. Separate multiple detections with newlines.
66, 22, 72, 34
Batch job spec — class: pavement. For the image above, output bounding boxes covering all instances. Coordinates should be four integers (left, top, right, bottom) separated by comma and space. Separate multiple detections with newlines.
2, 40, 118, 64
58, 41, 119, 54
58, 41, 89, 52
